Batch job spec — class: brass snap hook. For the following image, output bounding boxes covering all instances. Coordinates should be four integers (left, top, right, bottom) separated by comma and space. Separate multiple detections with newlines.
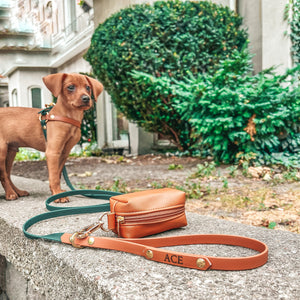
70, 232, 84, 249
70, 213, 110, 248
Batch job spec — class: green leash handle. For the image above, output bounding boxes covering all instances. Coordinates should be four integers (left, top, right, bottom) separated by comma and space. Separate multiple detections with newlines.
23, 189, 121, 242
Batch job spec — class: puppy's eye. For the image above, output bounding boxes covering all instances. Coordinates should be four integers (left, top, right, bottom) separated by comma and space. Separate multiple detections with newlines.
86, 85, 91, 92
67, 85, 75, 92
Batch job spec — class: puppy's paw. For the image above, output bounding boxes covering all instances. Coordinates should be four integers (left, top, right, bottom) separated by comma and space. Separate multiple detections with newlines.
54, 196, 70, 203
5, 192, 19, 201
17, 190, 30, 197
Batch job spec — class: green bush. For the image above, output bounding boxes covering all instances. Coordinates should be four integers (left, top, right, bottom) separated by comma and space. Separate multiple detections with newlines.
173, 48, 300, 165
85, 0, 248, 151
133, 47, 300, 165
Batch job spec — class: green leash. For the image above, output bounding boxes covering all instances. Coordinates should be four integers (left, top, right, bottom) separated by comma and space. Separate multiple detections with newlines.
23, 189, 119, 242
23, 107, 123, 242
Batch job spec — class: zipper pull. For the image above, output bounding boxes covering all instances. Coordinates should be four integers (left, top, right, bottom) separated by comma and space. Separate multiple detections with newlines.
117, 216, 125, 237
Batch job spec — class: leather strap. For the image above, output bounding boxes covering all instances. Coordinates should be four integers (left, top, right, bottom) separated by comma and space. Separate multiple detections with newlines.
23, 190, 268, 271
61, 233, 268, 271
23, 195, 268, 271
45, 114, 81, 129
22, 161, 268, 271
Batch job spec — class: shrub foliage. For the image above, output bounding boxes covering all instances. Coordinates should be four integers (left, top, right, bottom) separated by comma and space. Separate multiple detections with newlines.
136, 48, 300, 164
177, 50, 300, 164
85, 0, 248, 151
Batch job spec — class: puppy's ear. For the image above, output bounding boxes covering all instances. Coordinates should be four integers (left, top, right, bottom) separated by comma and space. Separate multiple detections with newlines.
43, 73, 67, 97
85, 76, 104, 101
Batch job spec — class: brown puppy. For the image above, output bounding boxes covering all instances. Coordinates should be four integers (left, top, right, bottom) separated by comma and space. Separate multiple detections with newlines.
0, 73, 103, 202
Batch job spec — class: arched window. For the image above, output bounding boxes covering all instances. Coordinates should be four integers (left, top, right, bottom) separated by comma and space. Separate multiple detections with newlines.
45, 1, 53, 19
30, 87, 42, 108
12, 89, 18, 106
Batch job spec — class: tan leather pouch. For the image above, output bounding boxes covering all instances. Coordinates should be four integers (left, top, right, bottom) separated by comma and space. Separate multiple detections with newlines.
107, 188, 187, 238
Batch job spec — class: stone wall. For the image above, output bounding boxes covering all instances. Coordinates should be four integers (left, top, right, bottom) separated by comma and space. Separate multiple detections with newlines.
0, 255, 44, 300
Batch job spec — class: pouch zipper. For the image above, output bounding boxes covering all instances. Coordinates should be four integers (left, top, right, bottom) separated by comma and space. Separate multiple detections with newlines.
116, 206, 185, 231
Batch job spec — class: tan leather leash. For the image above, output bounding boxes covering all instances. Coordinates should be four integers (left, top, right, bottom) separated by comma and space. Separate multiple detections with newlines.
23, 191, 268, 271
62, 232, 268, 271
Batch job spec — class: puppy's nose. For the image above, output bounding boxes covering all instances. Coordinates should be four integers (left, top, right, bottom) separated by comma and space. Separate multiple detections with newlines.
81, 95, 90, 104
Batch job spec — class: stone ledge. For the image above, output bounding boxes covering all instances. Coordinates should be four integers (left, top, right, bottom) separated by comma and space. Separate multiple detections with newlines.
0, 176, 299, 299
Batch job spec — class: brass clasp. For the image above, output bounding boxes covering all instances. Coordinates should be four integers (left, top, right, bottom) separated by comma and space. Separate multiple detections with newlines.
69, 232, 84, 248
70, 213, 110, 248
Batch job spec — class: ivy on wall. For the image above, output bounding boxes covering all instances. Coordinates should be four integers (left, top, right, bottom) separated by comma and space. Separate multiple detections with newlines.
285, 0, 300, 64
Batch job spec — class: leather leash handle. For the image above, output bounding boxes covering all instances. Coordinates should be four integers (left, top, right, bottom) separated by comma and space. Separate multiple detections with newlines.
61, 233, 268, 271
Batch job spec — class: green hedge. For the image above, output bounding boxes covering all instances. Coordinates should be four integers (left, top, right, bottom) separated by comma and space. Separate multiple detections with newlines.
151, 48, 300, 165
85, 0, 248, 151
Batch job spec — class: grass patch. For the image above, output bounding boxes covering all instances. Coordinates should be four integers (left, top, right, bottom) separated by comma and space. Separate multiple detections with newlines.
15, 148, 45, 161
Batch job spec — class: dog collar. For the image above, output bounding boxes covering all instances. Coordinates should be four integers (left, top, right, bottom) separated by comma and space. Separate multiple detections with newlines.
44, 114, 81, 129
